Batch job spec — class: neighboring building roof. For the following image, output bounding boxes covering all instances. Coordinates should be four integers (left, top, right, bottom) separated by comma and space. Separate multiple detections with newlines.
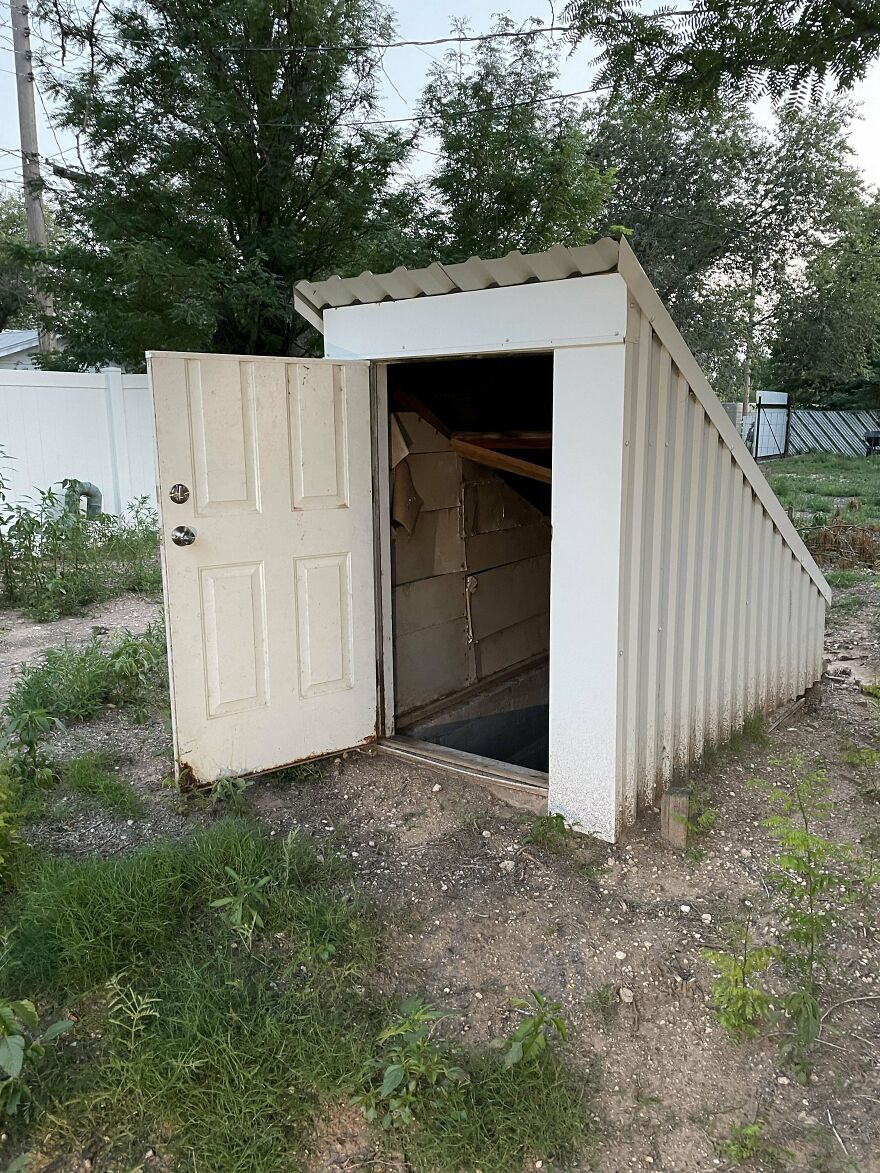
294, 238, 622, 331
0, 329, 39, 357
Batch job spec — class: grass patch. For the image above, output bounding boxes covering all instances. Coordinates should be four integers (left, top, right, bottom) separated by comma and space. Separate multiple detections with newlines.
763, 454, 880, 525
4, 623, 167, 727
59, 753, 144, 817
0, 819, 596, 1172
825, 569, 874, 588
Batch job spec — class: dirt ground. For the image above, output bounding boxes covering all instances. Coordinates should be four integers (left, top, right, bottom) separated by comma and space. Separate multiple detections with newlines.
2, 583, 879, 1173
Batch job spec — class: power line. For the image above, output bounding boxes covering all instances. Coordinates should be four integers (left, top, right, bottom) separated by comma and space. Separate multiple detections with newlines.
212, 23, 576, 53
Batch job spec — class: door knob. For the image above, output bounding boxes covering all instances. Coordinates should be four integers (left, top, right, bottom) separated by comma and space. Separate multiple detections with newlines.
171, 525, 197, 547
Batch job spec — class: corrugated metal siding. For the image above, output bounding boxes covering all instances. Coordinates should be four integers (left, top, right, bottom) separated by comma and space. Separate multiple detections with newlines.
787, 409, 880, 457
295, 238, 621, 324
617, 306, 827, 824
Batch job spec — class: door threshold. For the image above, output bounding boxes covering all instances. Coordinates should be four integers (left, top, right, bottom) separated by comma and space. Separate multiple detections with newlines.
378, 736, 548, 815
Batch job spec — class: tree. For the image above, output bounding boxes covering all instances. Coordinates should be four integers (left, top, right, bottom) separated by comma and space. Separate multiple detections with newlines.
584, 97, 863, 403
33, 0, 417, 369
416, 18, 614, 261
0, 194, 38, 332
563, 0, 880, 106
768, 194, 880, 406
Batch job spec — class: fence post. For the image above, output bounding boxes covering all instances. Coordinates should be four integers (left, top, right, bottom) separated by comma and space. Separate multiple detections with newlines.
103, 368, 124, 514
783, 405, 792, 456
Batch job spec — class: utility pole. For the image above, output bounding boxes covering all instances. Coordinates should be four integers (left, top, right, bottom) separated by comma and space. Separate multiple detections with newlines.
9, 0, 55, 350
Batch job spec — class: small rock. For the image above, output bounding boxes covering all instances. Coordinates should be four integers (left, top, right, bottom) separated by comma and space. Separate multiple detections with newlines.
499, 859, 515, 874
482, 830, 492, 839
701, 913, 712, 924
615, 950, 627, 960
432, 783, 442, 793
680, 904, 691, 913
619, 987, 634, 1004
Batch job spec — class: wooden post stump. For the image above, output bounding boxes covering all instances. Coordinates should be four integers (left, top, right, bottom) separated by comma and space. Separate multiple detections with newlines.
661, 787, 691, 851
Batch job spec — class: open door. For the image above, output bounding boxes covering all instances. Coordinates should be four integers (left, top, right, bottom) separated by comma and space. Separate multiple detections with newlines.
148, 352, 377, 782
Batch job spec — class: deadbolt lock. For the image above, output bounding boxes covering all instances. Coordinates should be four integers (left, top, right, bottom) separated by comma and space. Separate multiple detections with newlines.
169, 483, 190, 504
171, 525, 197, 547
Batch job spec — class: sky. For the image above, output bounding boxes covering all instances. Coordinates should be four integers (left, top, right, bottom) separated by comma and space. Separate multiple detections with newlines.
1, 0, 880, 195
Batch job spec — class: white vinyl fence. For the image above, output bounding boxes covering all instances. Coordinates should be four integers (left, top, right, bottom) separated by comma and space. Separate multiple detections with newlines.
0, 369, 156, 516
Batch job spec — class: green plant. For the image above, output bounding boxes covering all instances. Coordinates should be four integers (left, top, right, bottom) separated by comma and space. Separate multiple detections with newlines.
861, 683, 880, 700
721, 1119, 793, 1166
498, 989, 568, 1067
1, 709, 58, 789
843, 745, 880, 768
585, 983, 619, 1027
753, 757, 855, 1079
526, 812, 578, 852
0, 765, 21, 883
351, 999, 468, 1129
0, 998, 72, 1119
60, 753, 144, 817
209, 775, 252, 813
702, 913, 778, 1039
0, 459, 160, 620
105, 974, 160, 1052
209, 866, 271, 946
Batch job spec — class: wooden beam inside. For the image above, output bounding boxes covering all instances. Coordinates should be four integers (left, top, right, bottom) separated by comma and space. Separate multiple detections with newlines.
391, 389, 451, 437
451, 438, 552, 484
452, 431, 551, 450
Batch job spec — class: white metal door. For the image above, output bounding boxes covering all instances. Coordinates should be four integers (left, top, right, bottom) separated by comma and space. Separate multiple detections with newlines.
148, 352, 377, 782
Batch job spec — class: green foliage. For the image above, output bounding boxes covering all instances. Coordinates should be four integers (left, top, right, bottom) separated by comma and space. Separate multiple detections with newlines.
33, 0, 415, 369
417, 17, 613, 262
0, 998, 72, 1119
769, 194, 880, 406
562, 0, 880, 106
527, 812, 578, 851
587, 94, 862, 403
764, 455, 880, 526
0, 460, 160, 619
104, 974, 160, 1053
0, 765, 21, 883
4, 624, 166, 729
843, 745, 880, 769
702, 914, 778, 1039
209, 774, 252, 813
0, 194, 39, 332
499, 990, 568, 1068
0, 820, 594, 1172
585, 983, 619, 1027
753, 757, 856, 1078
721, 1119, 794, 1167
209, 865, 270, 947
59, 753, 144, 818
351, 999, 467, 1130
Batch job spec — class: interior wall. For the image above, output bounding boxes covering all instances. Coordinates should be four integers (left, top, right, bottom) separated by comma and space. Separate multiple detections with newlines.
391, 410, 551, 716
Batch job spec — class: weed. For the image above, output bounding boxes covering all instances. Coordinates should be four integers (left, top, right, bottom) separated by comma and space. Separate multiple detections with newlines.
0, 455, 160, 620
586, 983, 619, 1027
351, 999, 467, 1129
527, 812, 578, 852
702, 913, 777, 1038
861, 683, 880, 700
729, 716, 770, 754
60, 753, 143, 817
209, 774, 252, 813
0, 766, 19, 883
105, 974, 160, 1052
843, 745, 880, 768
498, 989, 568, 1067
687, 786, 717, 837
825, 569, 872, 588
0, 998, 72, 1119
753, 757, 855, 1079
209, 866, 271, 946
720, 1119, 793, 1166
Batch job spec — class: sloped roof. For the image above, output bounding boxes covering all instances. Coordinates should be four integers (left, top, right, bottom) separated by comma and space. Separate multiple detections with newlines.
293, 238, 621, 331
0, 329, 39, 357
